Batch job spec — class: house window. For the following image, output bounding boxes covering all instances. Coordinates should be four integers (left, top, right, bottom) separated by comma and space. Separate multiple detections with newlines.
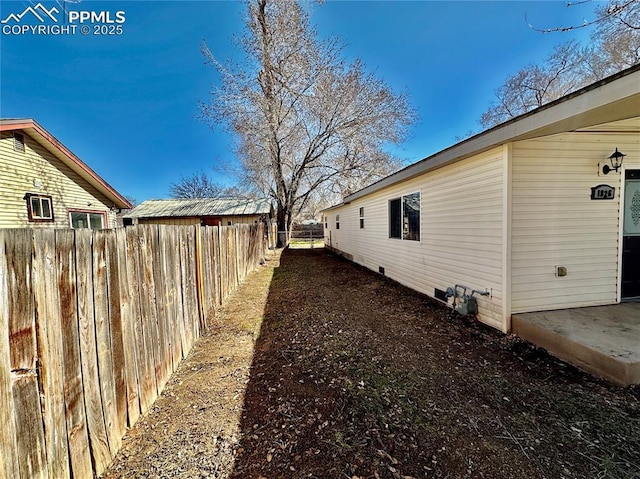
26, 194, 54, 222
389, 199, 401, 238
14, 132, 25, 152
70, 211, 105, 230
403, 193, 420, 240
389, 192, 420, 241
336, 214, 340, 230
359, 207, 364, 229
324, 216, 327, 229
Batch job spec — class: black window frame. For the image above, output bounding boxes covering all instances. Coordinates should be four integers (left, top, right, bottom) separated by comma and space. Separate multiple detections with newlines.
335, 214, 340, 230
359, 207, 364, 229
389, 198, 402, 239
389, 192, 420, 241
402, 192, 420, 241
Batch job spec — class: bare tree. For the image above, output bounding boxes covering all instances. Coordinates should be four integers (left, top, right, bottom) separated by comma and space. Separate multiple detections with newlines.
169, 171, 244, 199
201, 0, 414, 241
591, 0, 640, 74
527, 0, 639, 34
124, 195, 138, 207
480, 41, 593, 128
481, 0, 639, 128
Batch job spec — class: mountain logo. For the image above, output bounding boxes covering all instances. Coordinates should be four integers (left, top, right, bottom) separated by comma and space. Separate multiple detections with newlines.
1, 3, 60, 24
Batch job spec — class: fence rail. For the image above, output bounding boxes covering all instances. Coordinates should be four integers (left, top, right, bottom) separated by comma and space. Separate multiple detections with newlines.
282, 229, 325, 249
0, 223, 266, 479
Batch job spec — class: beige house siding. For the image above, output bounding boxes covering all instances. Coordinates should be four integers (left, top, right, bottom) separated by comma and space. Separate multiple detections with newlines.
219, 215, 262, 225
326, 147, 507, 331
138, 217, 200, 226
137, 215, 262, 226
0, 130, 117, 229
510, 118, 640, 313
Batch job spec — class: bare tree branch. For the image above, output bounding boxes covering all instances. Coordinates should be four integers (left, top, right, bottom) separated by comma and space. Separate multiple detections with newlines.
480, 1, 639, 129
201, 0, 414, 239
169, 171, 247, 199
526, 0, 638, 33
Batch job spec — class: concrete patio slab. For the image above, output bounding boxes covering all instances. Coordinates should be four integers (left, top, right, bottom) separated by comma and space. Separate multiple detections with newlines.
512, 303, 640, 386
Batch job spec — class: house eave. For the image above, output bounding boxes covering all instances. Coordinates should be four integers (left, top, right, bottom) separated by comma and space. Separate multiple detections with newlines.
345, 65, 640, 203
0, 118, 132, 209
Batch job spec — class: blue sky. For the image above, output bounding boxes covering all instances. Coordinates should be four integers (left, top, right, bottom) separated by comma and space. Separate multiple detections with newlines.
1, 0, 596, 203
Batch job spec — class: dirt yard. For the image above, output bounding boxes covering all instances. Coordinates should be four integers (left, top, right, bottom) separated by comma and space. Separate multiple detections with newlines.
104, 248, 639, 479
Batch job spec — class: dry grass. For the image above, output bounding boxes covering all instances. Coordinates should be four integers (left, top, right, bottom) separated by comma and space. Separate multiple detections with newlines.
104, 248, 640, 479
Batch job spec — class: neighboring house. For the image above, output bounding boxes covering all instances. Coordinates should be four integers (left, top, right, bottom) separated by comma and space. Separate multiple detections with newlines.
124, 197, 274, 227
0, 118, 131, 229
324, 65, 640, 334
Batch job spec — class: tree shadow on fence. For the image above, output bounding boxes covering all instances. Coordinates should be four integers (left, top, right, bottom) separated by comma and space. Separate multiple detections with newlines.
228, 248, 640, 479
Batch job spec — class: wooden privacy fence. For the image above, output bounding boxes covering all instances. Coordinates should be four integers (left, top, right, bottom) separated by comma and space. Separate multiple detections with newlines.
0, 223, 266, 479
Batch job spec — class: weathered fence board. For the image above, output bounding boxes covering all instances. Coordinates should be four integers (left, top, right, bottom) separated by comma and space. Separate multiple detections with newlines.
219, 226, 227, 303
0, 231, 20, 479
158, 227, 174, 374
93, 231, 121, 456
1, 223, 267, 479
13, 373, 47, 479
105, 231, 128, 438
135, 226, 159, 413
33, 230, 70, 479
5, 229, 47, 479
164, 230, 183, 369
120, 227, 141, 426
76, 229, 113, 475
6, 229, 36, 371
56, 229, 93, 479
180, 226, 198, 354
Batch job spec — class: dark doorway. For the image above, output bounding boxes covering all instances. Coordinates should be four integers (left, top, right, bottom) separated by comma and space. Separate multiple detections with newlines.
622, 170, 640, 299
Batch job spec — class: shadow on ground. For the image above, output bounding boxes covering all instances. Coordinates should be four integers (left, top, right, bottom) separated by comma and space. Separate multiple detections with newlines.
230, 249, 640, 479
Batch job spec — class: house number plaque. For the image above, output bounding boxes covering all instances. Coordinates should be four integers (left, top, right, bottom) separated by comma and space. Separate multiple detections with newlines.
591, 184, 615, 200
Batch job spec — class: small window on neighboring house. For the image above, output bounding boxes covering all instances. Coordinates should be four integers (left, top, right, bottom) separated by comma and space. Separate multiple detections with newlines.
70, 211, 105, 230
227, 221, 232, 226
359, 207, 364, 229
336, 214, 340, 230
14, 132, 25, 152
26, 194, 54, 222
324, 216, 327, 229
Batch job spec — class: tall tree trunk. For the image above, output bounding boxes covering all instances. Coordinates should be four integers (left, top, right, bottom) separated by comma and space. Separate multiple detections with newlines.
276, 203, 287, 247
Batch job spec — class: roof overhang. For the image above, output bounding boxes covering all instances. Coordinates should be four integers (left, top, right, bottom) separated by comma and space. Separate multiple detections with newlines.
124, 197, 274, 219
0, 118, 132, 209
344, 65, 640, 204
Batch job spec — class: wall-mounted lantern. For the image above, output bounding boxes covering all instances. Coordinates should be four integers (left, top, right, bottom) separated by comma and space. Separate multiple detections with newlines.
602, 148, 625, 175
